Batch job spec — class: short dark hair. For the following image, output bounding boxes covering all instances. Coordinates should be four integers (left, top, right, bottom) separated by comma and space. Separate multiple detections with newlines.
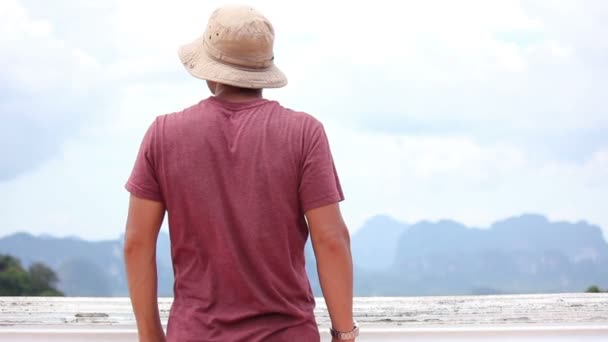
235, 86, 263, 94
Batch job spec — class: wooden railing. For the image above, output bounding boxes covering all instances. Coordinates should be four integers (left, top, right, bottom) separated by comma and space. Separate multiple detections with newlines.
1, 293, 608, 341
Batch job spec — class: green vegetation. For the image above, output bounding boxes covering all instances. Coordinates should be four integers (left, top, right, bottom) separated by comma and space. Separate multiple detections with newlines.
585, 285, 604, 293
0, 254, 63, 296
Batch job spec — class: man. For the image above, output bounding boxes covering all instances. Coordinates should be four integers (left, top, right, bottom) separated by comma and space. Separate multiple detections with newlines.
124, 5, 357, 342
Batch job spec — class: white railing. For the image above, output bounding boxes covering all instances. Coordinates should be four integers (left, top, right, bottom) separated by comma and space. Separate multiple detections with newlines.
1, 294, 607, 341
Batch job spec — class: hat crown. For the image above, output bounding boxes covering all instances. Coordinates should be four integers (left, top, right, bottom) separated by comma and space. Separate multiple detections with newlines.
204, 6, 275, 69
177, 5, 287, 89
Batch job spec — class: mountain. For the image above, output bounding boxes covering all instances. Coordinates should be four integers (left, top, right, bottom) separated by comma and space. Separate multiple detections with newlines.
0, 232, 173, 296
1, 214, 606, 297
351, 215, 408, 271
383, 214, 608, 296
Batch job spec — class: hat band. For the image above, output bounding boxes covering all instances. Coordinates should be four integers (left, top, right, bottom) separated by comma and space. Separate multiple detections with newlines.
203, 40, 273, 71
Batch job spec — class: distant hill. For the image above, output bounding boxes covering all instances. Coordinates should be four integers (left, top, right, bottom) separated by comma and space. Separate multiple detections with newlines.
384, 214, 608, 296
351, 215, 408, 270
1, 214, 606, 296
0, 232, 173, 296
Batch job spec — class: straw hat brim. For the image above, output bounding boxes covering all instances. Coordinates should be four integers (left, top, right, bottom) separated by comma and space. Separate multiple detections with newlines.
178, 37, 287, 89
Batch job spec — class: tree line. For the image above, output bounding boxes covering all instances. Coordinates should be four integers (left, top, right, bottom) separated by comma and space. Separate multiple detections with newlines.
0, 254, 63, 296
586, 285, 606, 293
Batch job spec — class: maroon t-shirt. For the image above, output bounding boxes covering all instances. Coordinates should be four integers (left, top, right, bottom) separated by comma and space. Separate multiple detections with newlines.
125, 96, 344, 342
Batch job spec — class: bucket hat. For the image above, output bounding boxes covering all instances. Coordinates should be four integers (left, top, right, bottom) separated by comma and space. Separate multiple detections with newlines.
178, 5, 287, 89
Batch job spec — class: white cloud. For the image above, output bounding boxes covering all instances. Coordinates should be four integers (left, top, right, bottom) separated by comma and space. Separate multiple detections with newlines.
0, 0, 102, 93
0, 0, 51, 39
324, 122, 608, 238
0, 0, 109, 180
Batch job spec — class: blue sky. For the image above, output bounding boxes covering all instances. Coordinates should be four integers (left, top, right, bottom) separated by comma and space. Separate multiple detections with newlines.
1, 0, 607, 240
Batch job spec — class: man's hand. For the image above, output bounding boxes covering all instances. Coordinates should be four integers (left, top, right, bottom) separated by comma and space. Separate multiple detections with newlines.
124, 195, 166, 342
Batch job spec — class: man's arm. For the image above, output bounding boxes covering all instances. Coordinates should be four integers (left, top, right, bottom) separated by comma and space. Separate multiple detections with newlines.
124, 195, 166, 342
306, 203, 355, 341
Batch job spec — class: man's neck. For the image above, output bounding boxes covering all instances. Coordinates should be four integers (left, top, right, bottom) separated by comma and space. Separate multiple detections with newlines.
213, 85, 263, 103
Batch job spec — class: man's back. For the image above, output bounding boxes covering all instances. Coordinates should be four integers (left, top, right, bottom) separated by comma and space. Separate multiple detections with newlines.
124, 6, 355, 342
126, 96, 343, 341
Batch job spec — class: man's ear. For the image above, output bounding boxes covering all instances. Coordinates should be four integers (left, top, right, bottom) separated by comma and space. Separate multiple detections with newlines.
206, 81, 217, 94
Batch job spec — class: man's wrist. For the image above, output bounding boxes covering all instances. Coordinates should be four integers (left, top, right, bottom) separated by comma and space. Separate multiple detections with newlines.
330, 320, 359, 340
137, 325, 165, 342
331, 317, 355, 332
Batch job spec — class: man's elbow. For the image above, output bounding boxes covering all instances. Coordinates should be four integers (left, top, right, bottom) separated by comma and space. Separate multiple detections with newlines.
123, 232, 154, 258
311, 224, 351, 254
123, 236, 139, 259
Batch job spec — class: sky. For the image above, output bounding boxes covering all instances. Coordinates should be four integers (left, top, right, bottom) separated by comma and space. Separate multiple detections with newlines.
0, 0, 607, 240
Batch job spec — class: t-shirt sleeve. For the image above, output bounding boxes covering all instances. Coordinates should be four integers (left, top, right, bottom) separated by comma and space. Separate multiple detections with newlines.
299, 120, 344, 213
125, 119, 164, 203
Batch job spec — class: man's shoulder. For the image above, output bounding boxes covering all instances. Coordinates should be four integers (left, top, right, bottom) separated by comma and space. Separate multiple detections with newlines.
153, 99, 324, 132
152, 100, 207, 127
272, 102, 323, 128
165, 100, 205, 119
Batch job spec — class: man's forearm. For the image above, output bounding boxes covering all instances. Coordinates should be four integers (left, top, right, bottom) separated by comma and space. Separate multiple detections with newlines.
125, 245, 165, 342
314, 234, 354, 333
